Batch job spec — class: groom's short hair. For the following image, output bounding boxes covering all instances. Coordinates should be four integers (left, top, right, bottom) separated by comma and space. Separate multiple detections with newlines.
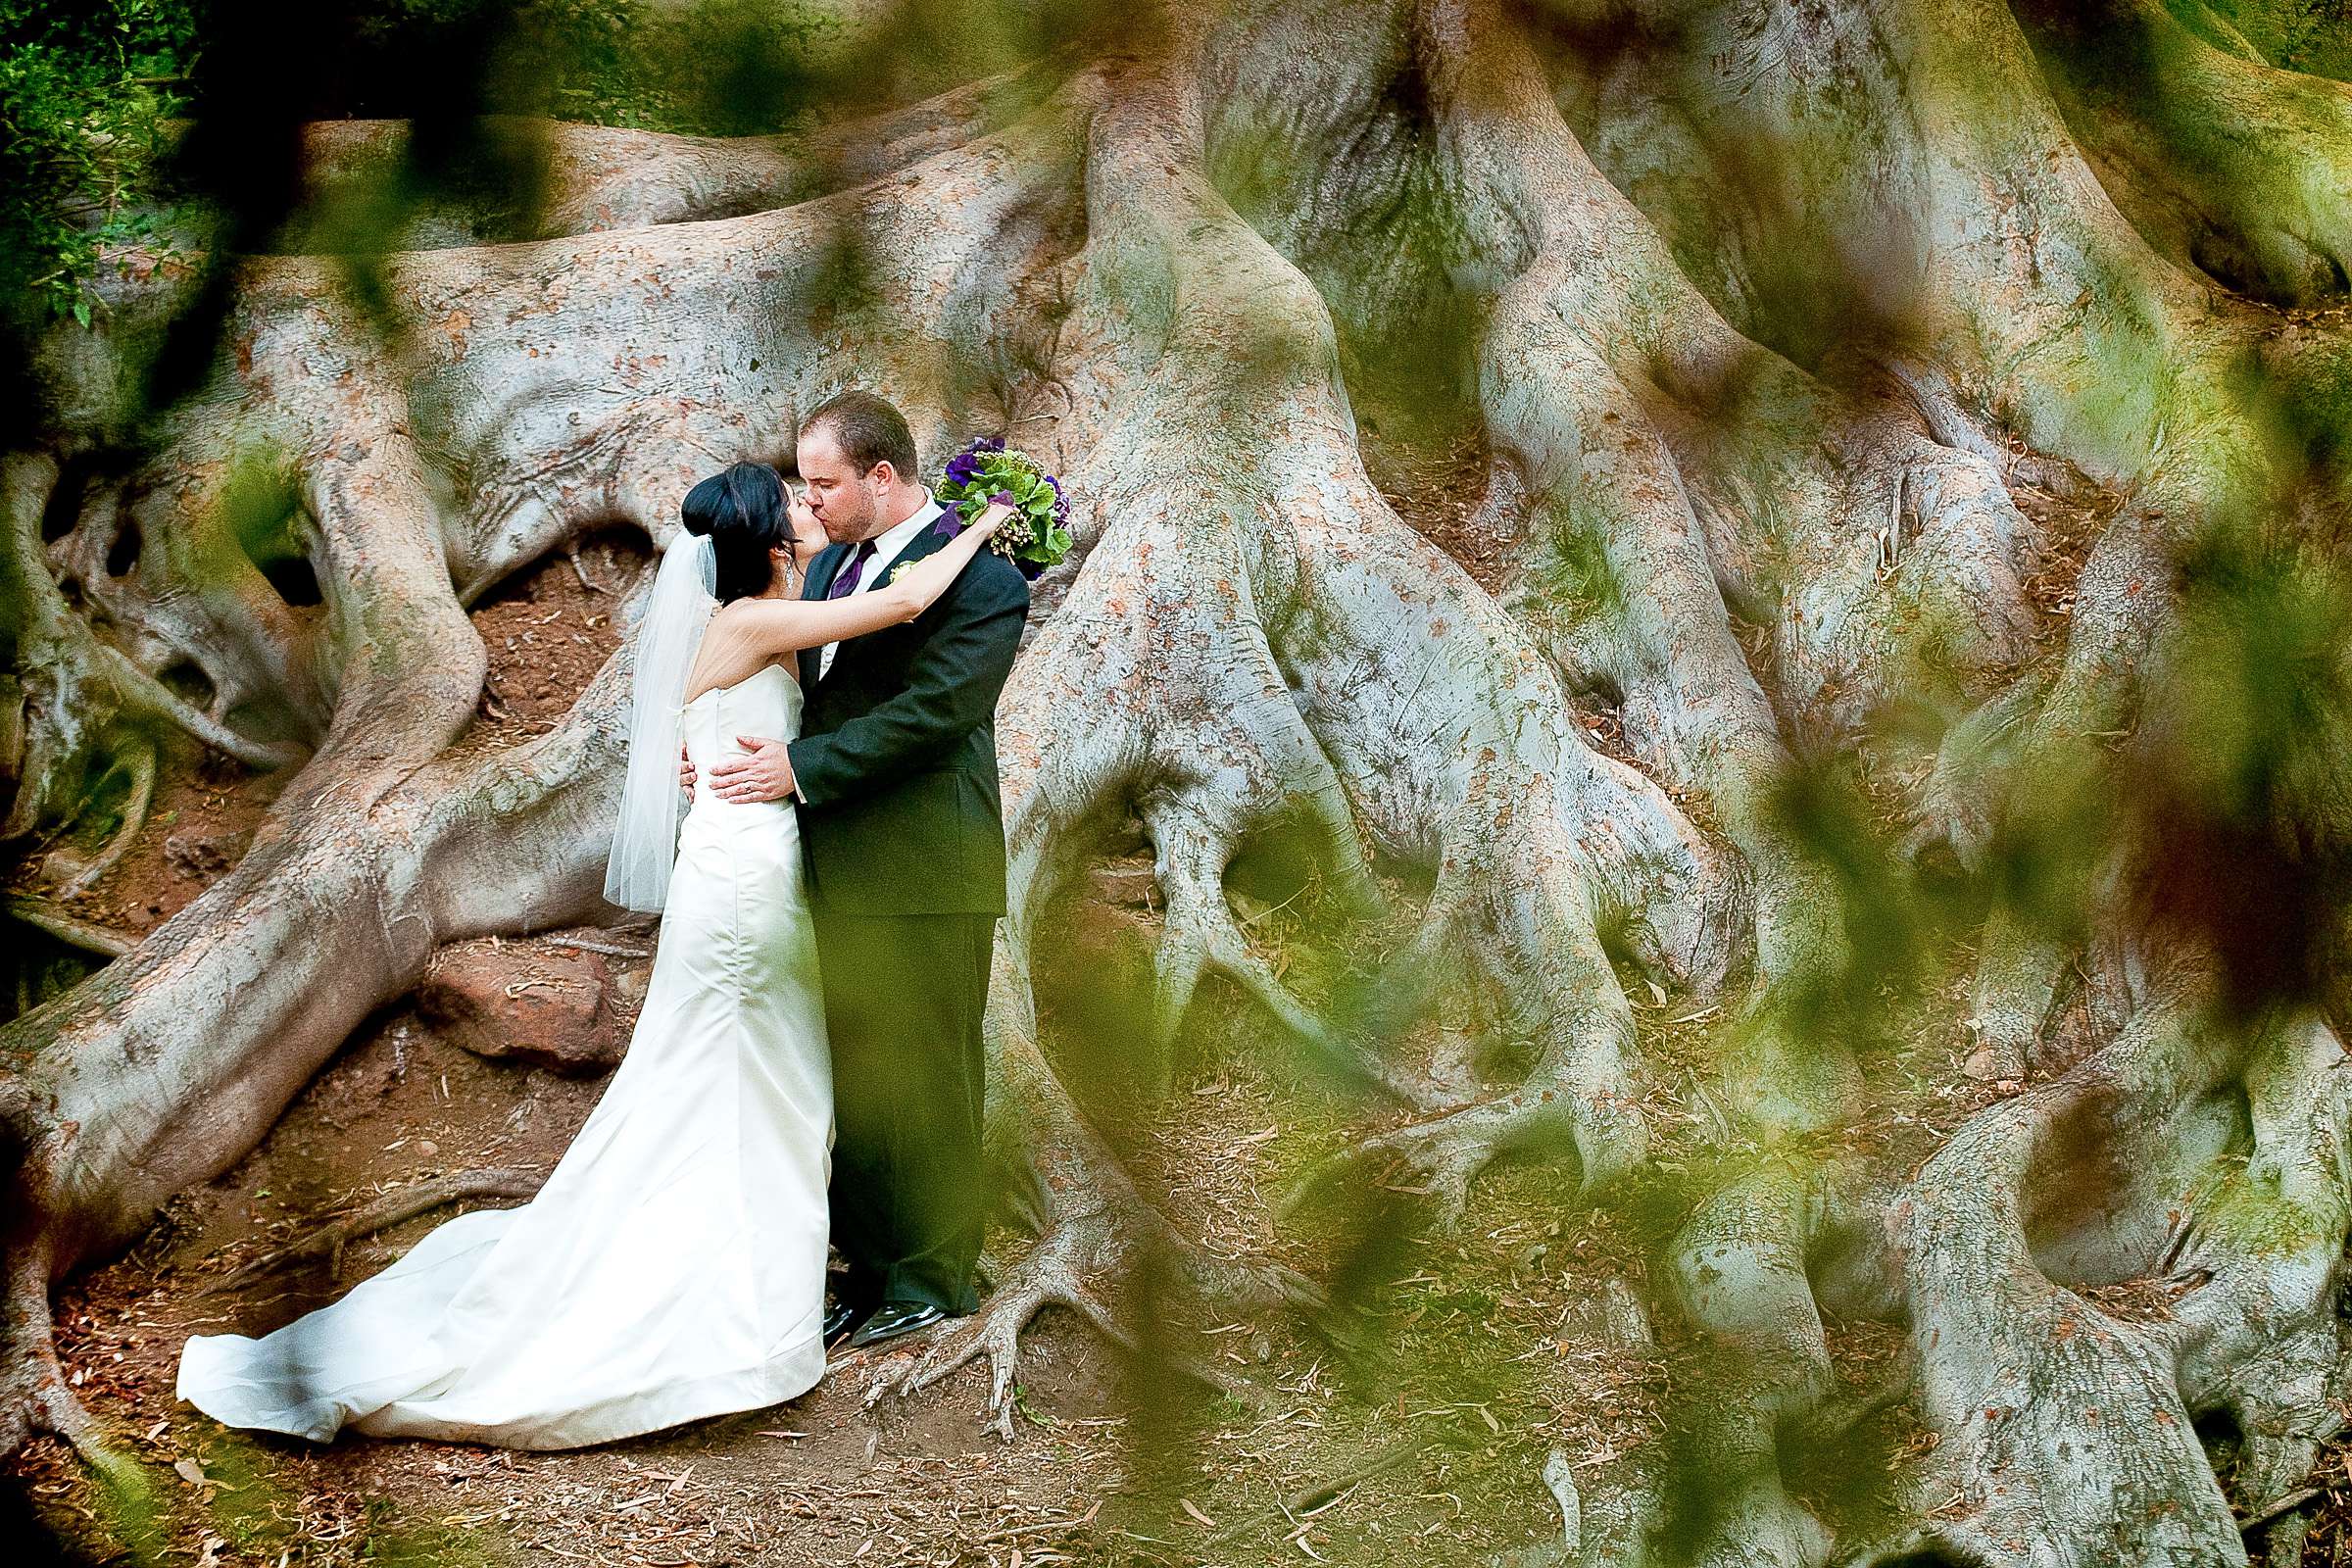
803, 391, 919, 482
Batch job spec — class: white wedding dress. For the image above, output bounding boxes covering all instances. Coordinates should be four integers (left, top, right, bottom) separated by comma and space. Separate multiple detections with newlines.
178, 662, 833, 1448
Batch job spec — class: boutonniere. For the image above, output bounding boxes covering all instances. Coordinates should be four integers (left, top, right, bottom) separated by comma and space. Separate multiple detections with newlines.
887, 561, 915, 587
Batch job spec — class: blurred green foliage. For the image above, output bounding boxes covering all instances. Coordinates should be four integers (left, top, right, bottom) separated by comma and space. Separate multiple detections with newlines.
2135, 524, 2352, 1016
0, 0, 198, 327
0, 0, 834, 335
2206, 0, 2352, 75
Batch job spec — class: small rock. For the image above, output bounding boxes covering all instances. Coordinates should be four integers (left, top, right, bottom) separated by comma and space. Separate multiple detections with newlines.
607, 961, 651, 1013
164, 831, 240, 879
416, 946, 622, 1075
1962, 1046, 2008, 1081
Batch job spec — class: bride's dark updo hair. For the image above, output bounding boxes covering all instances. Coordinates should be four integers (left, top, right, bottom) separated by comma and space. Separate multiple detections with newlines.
680, 462, 789, 603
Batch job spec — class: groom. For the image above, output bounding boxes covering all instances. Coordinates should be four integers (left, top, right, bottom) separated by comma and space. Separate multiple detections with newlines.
703, 391, 1029, 1348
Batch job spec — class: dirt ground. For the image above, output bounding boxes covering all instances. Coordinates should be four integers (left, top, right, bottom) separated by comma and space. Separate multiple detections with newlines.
9, 956, 1685, 1568
11, 456, 2352, 1567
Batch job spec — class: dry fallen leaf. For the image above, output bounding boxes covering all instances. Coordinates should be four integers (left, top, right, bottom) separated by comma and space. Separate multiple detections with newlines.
1180, 1497, 1217, 1529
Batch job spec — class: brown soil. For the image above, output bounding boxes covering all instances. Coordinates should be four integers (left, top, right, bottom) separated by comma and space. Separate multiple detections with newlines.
469, 526, 643, 738
5, 744, 277, 945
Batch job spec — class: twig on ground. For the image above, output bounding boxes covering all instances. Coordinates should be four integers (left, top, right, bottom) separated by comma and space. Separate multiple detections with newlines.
1202, 1433, 1442, 1547
195, 1168, 546, 1298
2238, 1484, 2328, 1537
970, 1499, 1102, 1545
543, 936, 652, 959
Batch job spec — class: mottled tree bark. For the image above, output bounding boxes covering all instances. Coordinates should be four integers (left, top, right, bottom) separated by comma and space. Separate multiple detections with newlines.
7, 2, 2351, 1562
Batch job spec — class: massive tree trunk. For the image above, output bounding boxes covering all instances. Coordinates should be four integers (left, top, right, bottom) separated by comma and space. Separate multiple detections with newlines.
8, 1, 2352, 1562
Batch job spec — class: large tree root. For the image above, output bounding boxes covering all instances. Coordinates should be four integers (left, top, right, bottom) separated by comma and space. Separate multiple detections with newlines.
7, 6, 2352, 1566
292, 62, 1066, 246
1866, 999, 2326, 1565
989, 26, 1749, 1235
2017, 0, 2352, 306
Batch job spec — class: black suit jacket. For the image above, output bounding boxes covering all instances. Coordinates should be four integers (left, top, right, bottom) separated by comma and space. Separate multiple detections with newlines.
787, 512, 1029, 916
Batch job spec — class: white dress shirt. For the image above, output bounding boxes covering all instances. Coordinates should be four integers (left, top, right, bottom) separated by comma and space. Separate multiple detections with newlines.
817, 496, 943, 682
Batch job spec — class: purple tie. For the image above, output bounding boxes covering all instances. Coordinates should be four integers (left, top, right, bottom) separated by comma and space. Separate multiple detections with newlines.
827, 539, 876, 599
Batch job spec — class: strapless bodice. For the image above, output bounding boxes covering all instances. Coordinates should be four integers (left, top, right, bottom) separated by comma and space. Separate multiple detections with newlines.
682, 663, 803, 812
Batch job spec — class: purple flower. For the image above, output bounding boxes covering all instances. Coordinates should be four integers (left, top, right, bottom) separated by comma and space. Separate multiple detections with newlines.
975, 435, 1005, 453
945, 453, 978, 485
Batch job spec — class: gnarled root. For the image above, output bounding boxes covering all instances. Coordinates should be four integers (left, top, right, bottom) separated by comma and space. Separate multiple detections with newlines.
2166, 1010, 2352, 1511
998, 36, 1743, 1244
1658, 1164, 1837, 1567
2018, 0, 2352, 306
1874, 999, 2318, 1566
866, 1180, 1299, 1442
194, 1167, 548, 1299
865, 954, 1315, 1440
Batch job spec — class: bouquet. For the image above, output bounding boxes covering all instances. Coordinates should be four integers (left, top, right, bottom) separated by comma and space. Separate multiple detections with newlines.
932, 436, 1072, 579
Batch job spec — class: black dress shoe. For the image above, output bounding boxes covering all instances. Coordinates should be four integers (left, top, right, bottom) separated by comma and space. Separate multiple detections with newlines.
822, 1299, 872, 1346
847, 1300, 953, 1348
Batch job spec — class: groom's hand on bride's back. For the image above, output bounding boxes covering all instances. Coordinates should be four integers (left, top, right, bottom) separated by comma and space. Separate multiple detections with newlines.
709, 735, 796, 804
678, 743, 697, 798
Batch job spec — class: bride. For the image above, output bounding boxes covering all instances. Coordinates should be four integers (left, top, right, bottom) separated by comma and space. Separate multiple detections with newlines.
176, 463, 1008, 1448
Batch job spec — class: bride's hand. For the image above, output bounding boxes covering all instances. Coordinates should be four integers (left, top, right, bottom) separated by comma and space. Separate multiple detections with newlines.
976, 497, 1017, 532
